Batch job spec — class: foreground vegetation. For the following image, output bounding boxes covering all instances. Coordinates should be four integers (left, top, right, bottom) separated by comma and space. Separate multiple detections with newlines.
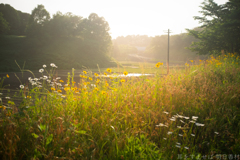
0, 53, 240, 159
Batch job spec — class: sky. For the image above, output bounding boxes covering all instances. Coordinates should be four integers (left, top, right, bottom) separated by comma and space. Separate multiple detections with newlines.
1, 0, 229, 39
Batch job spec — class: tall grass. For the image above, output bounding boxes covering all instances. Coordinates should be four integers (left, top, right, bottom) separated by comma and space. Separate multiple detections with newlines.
0, 53, 240, 159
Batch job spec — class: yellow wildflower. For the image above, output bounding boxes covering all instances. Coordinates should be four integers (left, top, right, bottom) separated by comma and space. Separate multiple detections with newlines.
57, 90, 62, 93
51, 88, 55, 91
101, 91, 106, 95
83, 71, 87, 74
89, 77, 92, 81
6, 74, 9, 78
121, 79, 125, 83
94, 73, 99, 76
123, 71, 128, 76
107, 68, 112, 73
60, 80, 64, 83
104, 72, 107, 76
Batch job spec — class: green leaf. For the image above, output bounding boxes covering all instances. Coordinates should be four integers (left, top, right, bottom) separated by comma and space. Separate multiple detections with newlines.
75, 130, 86, 134
32, 133, 39, 139
46, 134, 53, 146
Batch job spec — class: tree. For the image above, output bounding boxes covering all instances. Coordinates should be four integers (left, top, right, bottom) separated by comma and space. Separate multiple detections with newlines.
81, 13, 112, 55
0, 4, 20, 35
0, 12, 9, 34
187, 0, 240, 55
26, 4, 50, 37
47, 12, 83, 38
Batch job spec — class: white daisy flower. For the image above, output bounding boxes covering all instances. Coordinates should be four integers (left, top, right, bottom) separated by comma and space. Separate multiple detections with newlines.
43, 64, 47, 68
19, 85, 24, 89
39, 69, 44, 73
195, 123, 205, 127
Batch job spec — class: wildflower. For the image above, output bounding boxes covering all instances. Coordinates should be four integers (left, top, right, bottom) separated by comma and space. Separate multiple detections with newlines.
105, 83, 109, 87
104, 72, 107, 76
176, 142, 181, 145
167, 132, 173, 135
80, 75, 83, 78
176, 145, 181, 148
51, 88, 55, 91
191, 134, 195, 136
184, 116, 189, 119
73, 98, 77, 101
39, 68, 44, 73
27, 96, 31, 98
61, 95, 66, 98
176, 114, 184, 118
85, 92, 88, 95
5, 97, 10, 99
163, 111, 169, 114
50, 63, 56, 67
185, 63, 189, 67
184, 146, 189, 150
155, 63, 160, 68
89, 77, 92, 81
6, 74, 9, 78
190, 60, 193, 63
123, 71, 128, 76
94, 88, 99, 91
169, 118, 176, 121
19, 85, 24, 89
43, 64, 47, 68
156, 123, 165, 127
102, 91, 106, 95
0, 93, 2, 95
177, 126, 181, 128
195, 123, 204, 127
189, 120, 196, 123
94, 73, 99, 76
109, 76, 113, 79
192, 116, 198, 120
57, 90, 62, 93
83, 71, 87, 74
180, 120, 185, 123
179, 134, 183, 136
91, 84, 96, 87
60, 80, 64, 83
107, 68, 112, 73
120, 79, 125, 83
163, 138, 167, 140
214, 132, 219, 135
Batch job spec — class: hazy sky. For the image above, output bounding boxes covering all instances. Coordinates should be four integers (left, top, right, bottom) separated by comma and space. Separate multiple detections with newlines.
1, 0, 229, 39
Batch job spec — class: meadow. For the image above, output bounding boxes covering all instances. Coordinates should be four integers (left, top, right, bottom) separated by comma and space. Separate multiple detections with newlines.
0, 53, 240, 160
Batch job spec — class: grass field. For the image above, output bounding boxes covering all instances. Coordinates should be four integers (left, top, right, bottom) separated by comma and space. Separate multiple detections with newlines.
0, 53, 240, 159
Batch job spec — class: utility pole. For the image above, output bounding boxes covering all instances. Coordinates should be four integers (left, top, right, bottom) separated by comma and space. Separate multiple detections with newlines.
164, 29, 171, 74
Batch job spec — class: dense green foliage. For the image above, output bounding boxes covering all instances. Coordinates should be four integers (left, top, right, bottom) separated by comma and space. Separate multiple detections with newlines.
0, 54, 240, 159
0, 3, 29, 35
187, 0, 240, 55
0, 35, 116, 72
0, 4, 115, 71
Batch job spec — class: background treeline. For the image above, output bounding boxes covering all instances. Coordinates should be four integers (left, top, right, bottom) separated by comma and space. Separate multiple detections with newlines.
0, 4, 29, 35
0, 4, 116, 72
111, 33, 207, 62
